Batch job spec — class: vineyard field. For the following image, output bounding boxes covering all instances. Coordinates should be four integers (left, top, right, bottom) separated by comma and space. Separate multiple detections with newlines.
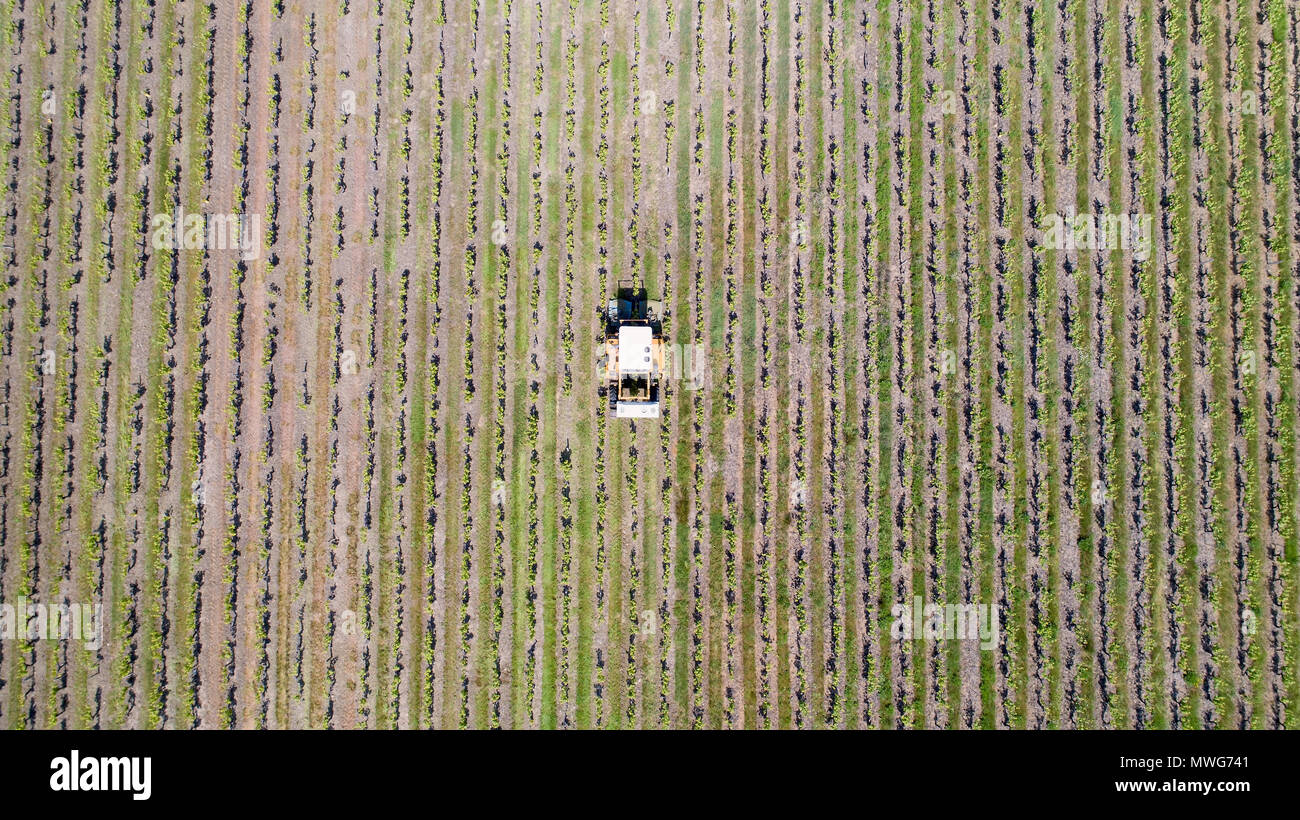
1, 0, 1298, 730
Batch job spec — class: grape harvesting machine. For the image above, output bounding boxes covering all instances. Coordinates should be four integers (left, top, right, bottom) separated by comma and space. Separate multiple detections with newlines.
602, 281, 665, 418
